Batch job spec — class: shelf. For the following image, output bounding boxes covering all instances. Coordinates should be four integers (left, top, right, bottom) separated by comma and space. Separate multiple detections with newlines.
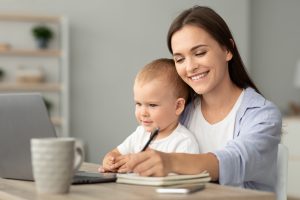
0, 49, 61, 57
0, 83, 62, 92
0, 13, 69, 137
0, 14, 61, 23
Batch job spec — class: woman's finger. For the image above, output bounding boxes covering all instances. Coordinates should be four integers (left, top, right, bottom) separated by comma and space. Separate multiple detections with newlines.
133, 150, 169, 177
117, 163, 131, 173
126, 151, 151, 171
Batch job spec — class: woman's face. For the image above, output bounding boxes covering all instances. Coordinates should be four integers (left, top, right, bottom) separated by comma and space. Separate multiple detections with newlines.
171, 25, 232, 96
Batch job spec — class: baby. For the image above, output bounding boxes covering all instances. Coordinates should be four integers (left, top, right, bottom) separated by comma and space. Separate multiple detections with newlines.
100, 58, 199, 172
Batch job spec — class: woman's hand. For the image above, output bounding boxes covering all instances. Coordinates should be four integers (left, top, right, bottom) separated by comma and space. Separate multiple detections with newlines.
118, 149, 172, 176
117, 150, 219, 180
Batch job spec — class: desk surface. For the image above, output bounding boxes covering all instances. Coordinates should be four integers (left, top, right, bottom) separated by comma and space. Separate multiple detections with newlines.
0, 163, 275, 200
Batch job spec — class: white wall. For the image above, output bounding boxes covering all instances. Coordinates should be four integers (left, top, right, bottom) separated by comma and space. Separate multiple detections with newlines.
0, 0, 249, 162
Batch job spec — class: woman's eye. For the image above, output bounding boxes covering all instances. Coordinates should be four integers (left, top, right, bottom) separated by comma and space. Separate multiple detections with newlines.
174, 57, 184, 63
195, 51, 206, 56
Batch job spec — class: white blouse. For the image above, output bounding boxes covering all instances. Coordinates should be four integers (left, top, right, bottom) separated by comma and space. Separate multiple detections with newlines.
187, 90, 244, 153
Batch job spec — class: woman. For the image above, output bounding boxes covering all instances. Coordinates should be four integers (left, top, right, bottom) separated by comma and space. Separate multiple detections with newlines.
115, 6, 282, 192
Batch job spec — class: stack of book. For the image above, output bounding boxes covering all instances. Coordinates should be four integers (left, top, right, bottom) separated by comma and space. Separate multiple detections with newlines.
116, 171, 211, 186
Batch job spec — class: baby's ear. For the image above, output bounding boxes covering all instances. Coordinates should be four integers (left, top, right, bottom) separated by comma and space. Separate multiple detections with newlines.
175, 98, 185, 116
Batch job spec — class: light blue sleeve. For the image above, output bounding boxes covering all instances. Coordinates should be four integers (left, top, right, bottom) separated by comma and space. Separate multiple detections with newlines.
213, 101, 282, 191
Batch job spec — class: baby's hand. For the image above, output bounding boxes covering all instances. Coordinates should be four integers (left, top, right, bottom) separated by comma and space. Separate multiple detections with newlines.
100, 151, 119, 172
113, 154, 132, 173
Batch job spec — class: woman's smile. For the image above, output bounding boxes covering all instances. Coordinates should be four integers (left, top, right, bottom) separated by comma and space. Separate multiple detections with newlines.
189, 70, 210, 81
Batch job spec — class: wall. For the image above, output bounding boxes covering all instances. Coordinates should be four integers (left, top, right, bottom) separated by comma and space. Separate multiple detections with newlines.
250, 0, 300, 113
0, 0, 249, 162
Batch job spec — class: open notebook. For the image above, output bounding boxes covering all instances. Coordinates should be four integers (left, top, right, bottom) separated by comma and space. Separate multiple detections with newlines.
116, 171, 211, 186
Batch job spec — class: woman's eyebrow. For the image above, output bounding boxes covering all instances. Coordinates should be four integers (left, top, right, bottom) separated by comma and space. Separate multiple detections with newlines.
190, 44, 207, 51
173, 44, 208, 56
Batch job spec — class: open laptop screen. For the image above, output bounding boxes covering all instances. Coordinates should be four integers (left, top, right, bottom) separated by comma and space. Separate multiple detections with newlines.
0, 93, 116, 184
0, 93, 56, 180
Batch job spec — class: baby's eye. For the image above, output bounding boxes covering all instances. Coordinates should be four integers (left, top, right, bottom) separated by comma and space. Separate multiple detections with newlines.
149, 104, 158, 107
135, 102, 141, 106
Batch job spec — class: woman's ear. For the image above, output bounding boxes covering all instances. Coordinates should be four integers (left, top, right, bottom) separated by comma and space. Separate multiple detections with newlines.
226, 51, 233, 62
175, 98, 186, 116
226, 39, 234, 61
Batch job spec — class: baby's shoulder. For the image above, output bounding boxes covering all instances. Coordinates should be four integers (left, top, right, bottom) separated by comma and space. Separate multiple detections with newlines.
174, 123, 196, 139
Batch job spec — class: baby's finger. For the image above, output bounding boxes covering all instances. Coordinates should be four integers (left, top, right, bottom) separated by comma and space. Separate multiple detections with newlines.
108, 156, 115, 162
113, 158, 127, 169
98, 166, 105, 173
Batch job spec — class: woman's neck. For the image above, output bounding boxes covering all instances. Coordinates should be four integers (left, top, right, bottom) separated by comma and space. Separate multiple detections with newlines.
200, 80, 242, 124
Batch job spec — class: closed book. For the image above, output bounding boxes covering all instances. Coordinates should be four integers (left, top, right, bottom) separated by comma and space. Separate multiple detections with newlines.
116, 171, 211, 186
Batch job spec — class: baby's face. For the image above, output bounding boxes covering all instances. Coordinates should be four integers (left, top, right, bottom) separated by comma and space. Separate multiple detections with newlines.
133, 79, 179, 135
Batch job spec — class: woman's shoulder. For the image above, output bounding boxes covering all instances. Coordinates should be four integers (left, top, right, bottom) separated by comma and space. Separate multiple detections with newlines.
239, 87, 282, 122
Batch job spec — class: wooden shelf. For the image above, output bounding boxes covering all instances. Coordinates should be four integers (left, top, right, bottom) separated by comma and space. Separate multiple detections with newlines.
0, 13, 69, 137
0, 83, 62, 92
0, 13, 61, 23
0, 49, 61, 57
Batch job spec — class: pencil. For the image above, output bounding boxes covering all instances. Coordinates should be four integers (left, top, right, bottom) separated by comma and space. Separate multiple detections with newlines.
140, 128, 160, 152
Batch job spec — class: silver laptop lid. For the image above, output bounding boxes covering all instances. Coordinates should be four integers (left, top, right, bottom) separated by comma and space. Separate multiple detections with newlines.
0, 93, 57, 180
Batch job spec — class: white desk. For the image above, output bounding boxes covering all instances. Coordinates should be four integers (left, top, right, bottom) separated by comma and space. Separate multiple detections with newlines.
0, 163, 275, 200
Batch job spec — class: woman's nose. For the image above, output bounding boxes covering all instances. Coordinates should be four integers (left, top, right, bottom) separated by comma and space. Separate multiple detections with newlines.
186, 57, 199, 73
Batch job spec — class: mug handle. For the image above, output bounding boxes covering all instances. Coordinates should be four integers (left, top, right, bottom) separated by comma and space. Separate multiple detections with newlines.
73, 140, 85, 172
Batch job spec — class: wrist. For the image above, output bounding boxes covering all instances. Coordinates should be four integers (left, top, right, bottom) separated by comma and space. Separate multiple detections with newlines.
167, 153, 178, 173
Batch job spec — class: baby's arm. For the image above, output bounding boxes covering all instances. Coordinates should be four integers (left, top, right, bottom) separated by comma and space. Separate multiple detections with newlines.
100, 148, 121, 172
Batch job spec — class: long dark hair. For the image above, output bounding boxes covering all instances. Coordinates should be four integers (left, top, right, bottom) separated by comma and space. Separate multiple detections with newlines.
167, 6, 260, 94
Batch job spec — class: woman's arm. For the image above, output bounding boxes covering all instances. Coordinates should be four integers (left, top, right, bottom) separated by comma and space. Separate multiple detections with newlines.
214, 100, 282, 190
123, 150, 219, 181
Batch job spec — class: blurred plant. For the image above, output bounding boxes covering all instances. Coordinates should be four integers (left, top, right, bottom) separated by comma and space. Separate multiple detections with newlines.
32, 25, 54, 49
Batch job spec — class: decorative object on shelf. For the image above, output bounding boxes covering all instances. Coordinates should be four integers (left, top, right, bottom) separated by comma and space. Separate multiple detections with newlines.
0, 43, 11, 51
0, 68, 5, 81
15, 65, 45, 83
32, 24, 54, 49
288, 102, 300, 115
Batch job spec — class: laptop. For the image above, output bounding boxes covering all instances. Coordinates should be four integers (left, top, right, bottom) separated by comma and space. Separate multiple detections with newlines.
0, 93, 116, 184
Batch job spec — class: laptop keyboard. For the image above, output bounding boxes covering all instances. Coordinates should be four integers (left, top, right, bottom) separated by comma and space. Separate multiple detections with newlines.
72, 171, 117, 185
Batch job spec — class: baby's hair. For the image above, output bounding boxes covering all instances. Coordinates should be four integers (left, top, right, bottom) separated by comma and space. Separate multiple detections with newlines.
135, 58, 190, 102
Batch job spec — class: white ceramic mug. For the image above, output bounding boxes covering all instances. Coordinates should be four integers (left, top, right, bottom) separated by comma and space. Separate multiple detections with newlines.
30, 137, 84, 194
